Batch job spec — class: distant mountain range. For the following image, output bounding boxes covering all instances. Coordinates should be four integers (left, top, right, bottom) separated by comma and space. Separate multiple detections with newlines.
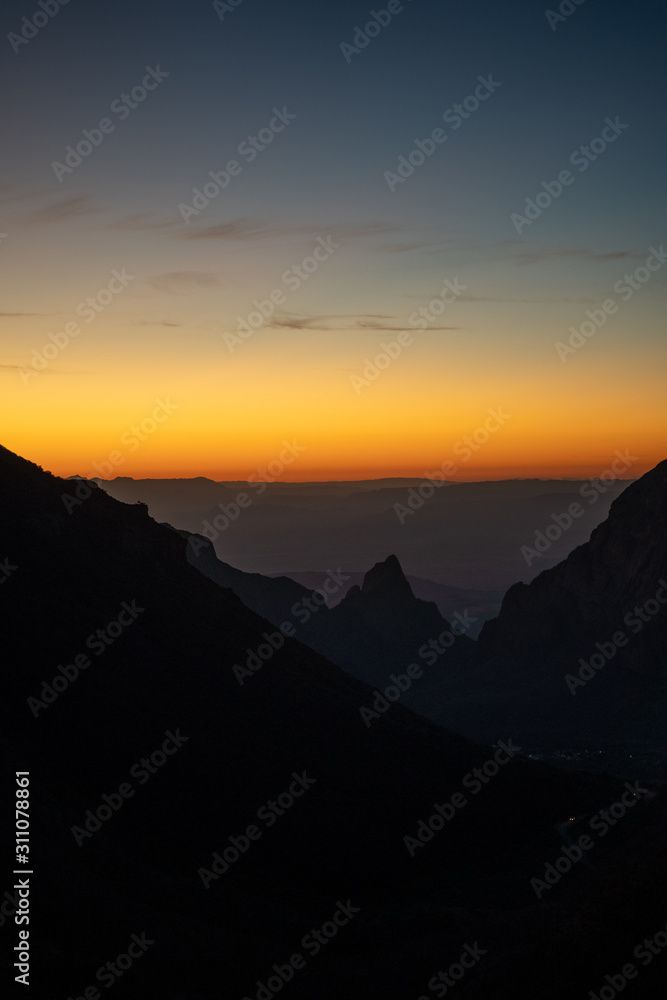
175, 462, 667, 779
91, 474, 632, 590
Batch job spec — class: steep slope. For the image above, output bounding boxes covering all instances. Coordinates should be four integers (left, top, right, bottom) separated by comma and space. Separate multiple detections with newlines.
418, 460, 667, 773
179, 525, 313, 623
478, 459, 667, 659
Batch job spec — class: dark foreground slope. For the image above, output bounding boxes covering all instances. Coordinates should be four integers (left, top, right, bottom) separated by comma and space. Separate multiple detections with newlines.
0, 445, 666, 999
416, 460, 667, 776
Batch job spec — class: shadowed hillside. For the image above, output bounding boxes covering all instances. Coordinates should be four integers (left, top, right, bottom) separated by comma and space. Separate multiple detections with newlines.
1, 445, 665, 999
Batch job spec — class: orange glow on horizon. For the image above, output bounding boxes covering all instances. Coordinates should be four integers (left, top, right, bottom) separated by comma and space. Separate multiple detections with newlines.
2, 304, 665, 484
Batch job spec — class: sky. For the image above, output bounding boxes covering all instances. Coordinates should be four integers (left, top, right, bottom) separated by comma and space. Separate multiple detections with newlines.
1, 0, 665, 480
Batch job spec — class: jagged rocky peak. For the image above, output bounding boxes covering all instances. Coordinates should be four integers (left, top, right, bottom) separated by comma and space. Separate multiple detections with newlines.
360, 553, 414, 601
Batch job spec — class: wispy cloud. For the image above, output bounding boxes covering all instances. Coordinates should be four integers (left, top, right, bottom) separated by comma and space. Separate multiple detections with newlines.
457, 293, 598, 304
10, 195, 100, 226
324, 223, 398, 241
509, 245, 640, 267
268, 314, 363, 331
127, 318, 183, 328
378, 238, 459, 254
144, 271, 237, 294
460, 240, 642, 267
100, 212, 182, 233
0, 182, 53, 207
7, 194, 401, 250
0, 363, 80, 376
419, 238, 643, 268
268, 313, 459, 332
180, 218, 398, 243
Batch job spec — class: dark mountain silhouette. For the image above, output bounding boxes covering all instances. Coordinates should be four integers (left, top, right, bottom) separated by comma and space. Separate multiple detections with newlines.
412, 460, 667, 776
272, 569, 502, 637
300, 553, 475, 689
178, 526, 313, 622
1, 444, 666, 999
182, 534, 473, 689
94, 473, 632, 589
478, 459, 667, 662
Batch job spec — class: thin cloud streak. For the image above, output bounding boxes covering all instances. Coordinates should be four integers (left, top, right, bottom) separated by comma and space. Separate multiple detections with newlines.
10, 196, 100, 226
144, 271, 237, 294
180, 219, 398, 243
268, 314, 459, 332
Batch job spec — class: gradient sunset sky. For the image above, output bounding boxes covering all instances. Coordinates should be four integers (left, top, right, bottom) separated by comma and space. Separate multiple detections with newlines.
1, 0, 665, 480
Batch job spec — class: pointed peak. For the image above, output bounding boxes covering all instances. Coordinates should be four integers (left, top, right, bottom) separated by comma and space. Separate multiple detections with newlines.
361, 554, 413, 600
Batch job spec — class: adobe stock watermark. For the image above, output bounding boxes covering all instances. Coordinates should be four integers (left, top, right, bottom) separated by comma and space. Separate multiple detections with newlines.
213, 0, 246, 21
13, 880, 30, 986
20, 268, 135, 384
61, 398, 181, 512
198, 771, 317, 888
530, 781, 648, 898
511, 116, 628, 233
545, 0, 586, 32
555, 245, 667, 361
589, 916, 667, 1000
0, 558, 18, 586
71, 729, 189, 846
340, 1, 410, 62
359, 611, 478, 728
8, 0, 71, 54
384, 75, 501, 192
27, 600, 144, 716
241, 900, 360, 1000
520, 449, 638, 566
394, 407, 511, 523
350, 277, 467, 394
187, 439, 307, 546
52, 67, 169, 182
65, 932, 155, 997
224, 235, 340, 352
403, 741, 519, 856
417, 942, 488, 1000
565, 578, 667, 695
231, 568, 350, 685
178, 107, 296, 223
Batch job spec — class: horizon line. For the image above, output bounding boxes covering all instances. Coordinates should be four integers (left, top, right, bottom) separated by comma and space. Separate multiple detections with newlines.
79, 474, 641, 485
